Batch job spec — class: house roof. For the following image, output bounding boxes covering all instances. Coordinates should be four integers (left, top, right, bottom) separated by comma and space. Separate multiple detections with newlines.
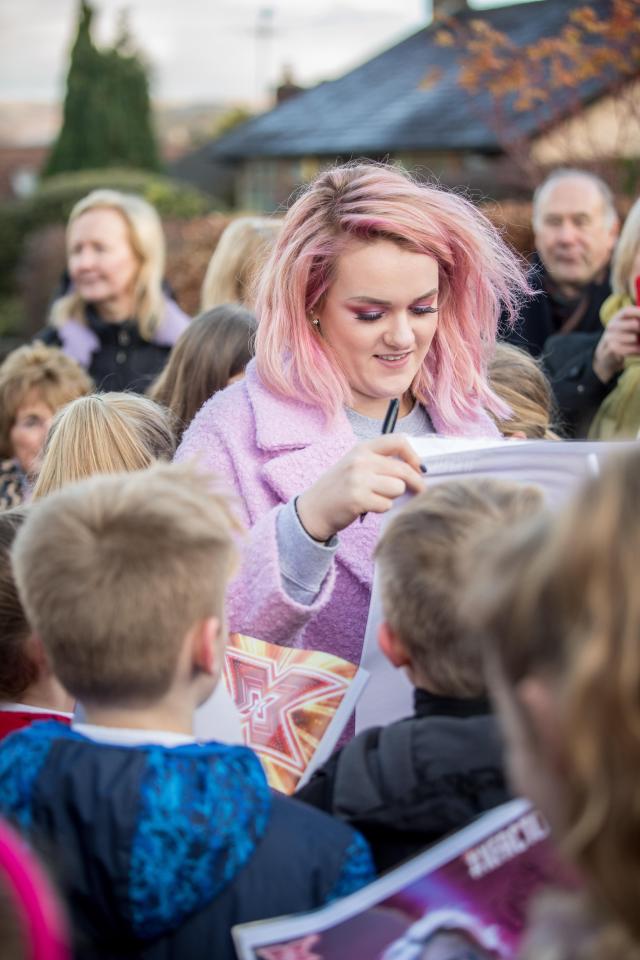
209, 0, 618, 160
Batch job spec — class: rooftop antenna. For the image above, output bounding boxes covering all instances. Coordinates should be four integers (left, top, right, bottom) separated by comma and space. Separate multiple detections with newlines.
255, 7, 275, 108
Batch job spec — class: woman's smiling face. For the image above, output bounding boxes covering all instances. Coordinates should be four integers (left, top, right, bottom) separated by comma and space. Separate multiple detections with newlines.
67, 207, 140, 317
315, 238, 439, 418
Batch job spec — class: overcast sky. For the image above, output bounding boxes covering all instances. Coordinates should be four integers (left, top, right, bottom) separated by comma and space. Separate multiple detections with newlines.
0, 0, 535, 107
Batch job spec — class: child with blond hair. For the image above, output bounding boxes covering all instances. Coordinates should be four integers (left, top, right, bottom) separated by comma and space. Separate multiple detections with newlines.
0, 464, 373, 959
32, 392, 176, 500
489, 342, 559, 439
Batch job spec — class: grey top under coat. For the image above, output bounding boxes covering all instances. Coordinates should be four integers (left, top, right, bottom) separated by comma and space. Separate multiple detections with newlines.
277, 403, 434, 606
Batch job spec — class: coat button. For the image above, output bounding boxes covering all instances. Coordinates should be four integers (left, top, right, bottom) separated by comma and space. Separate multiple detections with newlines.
577, 384, 585, 393
118, 329, 131, 346
116, 351, 127, 364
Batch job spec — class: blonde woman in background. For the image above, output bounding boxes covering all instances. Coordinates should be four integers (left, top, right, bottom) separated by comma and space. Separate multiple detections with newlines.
200, 216, 281, 311
32, 393, 176, 500
589, 196, 640, 439
0, 343, 92, 509
39, 190, 189, 393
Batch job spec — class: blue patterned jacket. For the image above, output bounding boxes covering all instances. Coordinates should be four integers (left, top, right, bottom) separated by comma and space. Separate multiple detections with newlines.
0, 722, 374, 959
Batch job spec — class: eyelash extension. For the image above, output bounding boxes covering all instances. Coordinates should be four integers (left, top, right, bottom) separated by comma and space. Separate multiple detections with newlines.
355, 305, 437, 322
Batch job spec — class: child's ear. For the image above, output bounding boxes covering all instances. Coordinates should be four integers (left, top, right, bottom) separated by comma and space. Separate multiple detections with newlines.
192, 617, 221, 676
26, 633, 50, 674
378, 621, 411, 669
518, 676, 564, 770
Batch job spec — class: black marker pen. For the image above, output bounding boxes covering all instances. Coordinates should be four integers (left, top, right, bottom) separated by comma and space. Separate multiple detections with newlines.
360, 398, 400, 523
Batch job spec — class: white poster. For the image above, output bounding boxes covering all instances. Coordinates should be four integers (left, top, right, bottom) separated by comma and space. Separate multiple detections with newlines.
356, 437, 635, 733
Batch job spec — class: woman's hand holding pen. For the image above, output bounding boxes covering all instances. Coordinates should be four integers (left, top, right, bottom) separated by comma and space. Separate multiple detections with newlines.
295, 435, 425, 542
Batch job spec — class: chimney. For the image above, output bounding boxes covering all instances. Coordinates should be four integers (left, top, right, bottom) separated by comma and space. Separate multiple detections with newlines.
431, 0, 469, 18
275, 65, 304, 106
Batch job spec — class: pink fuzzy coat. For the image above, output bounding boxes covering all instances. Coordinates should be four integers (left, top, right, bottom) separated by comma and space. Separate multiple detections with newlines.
175, 361, 499, 665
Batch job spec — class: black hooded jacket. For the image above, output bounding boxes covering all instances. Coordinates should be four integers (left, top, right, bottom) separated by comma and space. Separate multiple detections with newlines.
0, 722, 375, 959
296, 689, 509, 873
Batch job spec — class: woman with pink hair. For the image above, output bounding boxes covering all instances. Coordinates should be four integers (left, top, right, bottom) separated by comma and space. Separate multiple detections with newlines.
176, 162, 527, 665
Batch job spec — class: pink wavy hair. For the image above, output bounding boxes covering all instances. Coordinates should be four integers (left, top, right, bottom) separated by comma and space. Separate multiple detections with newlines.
255, 162, 530, 431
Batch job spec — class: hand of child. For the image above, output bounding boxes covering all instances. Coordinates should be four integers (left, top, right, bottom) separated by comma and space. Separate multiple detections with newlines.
592, 304, 640, 384
296, 435, 425, 542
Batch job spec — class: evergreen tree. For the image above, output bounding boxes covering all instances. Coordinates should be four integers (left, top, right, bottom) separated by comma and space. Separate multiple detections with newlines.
45, 1, 160, 176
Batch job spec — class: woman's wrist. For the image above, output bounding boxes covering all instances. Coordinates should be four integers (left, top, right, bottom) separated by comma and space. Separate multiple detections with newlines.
294, 493, 336, 544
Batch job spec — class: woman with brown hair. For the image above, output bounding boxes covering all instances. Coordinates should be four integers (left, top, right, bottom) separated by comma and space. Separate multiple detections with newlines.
0, 343, 92, 508
148, 303, 256, 440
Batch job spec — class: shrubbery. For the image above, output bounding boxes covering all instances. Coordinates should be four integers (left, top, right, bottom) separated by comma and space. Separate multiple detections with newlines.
31, 168, 214, 220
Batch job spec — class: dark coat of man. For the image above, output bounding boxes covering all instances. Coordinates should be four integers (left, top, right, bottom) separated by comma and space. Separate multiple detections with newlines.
502, 256, 615, 437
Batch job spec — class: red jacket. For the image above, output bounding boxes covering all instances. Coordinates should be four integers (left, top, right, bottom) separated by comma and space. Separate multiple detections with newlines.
0, 708, 71, 741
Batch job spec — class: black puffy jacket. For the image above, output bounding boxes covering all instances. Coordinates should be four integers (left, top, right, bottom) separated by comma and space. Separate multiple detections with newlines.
297, 689, 509, 873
